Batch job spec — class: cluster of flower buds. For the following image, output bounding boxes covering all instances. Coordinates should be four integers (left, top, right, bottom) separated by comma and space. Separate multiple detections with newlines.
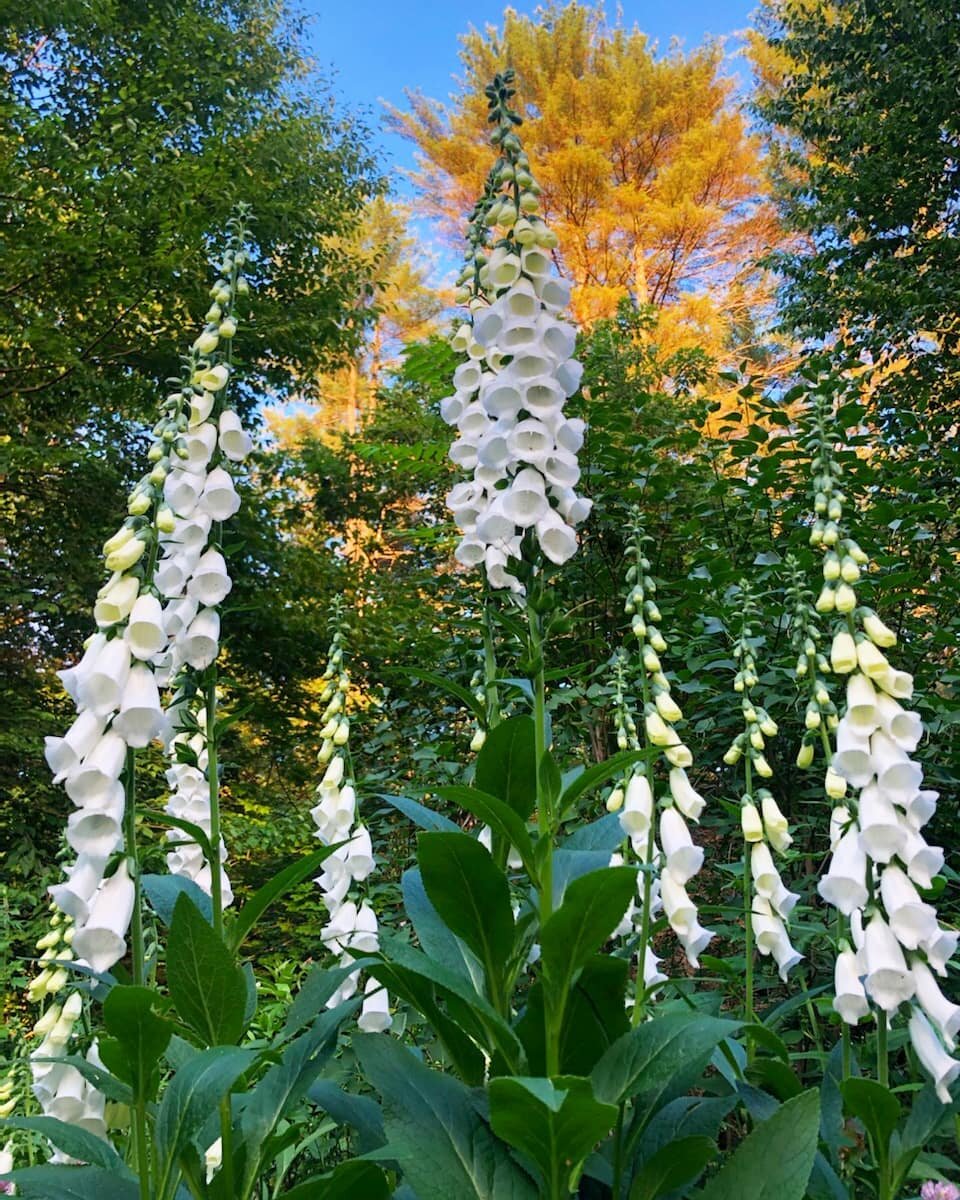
726, 585, 802, 981
807, 396, 958, 1103
309, 625, 391, 1033
442, 71, 590, 592
164, 701, 232, 905
607, 522, 712, 982
786, 555, 839, 770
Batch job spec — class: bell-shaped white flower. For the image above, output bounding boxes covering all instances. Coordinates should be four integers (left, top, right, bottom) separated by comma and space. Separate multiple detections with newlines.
753, 899, 802, 981
44, 709, 107, 783
48, 854, 108, 923
880, 864, 938, 951
845, 673, 880, 736
858, 785, 908, 864
454, 536, 486, 567
619, 772, 653, 839
47, 1064, 87, 1123
909, 1008, 960, 1104
358, 977, 392, 1033
163, 593, 199, 639
922, 924, 960, 977
66, 785, 124, 857
659, 808, 702, 885
218, 410, 253, 462
660, 870, 697, 937
912, 960, 960, 1049
678, 921, 714, 968
181, 608, 221, 670
125, 593, 166, 659
750, 841, 782, 900
760, 794, 792, 852
72, 859, 136, 973
344, 825, 375, 881
900, 826, 944, 891
189, 389, 216, 427
113, 663, 164, 748
862, 913, 915, 1011
77, 636, 132, 717
539, 277, 571, 312
522, 376, 565, 418
871, 729, 923, 803
536, 507, 578, 565
818, 828, 869, 915
199, 467, 241, 522
64, 731, 127, 806
769, 876, 801, 920
538, 314, 577, 362
555, 358, 583, 397
182, 422, 217, 474
833, 721, 873, 788
164, 468, 203, 517
154, 550, 195, 599
834, 947, 870, 1024
876, 667, 913, 700
541, 449, 580, 489
94, 573, 140, 628
668, 767, 705, 822
874, 693, 922, 753
485, 544, 523, 592
906, 788, 938, 828
187, 549, 232, 606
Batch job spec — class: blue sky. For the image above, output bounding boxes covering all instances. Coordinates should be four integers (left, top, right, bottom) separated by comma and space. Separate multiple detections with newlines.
303, 1, 759, 182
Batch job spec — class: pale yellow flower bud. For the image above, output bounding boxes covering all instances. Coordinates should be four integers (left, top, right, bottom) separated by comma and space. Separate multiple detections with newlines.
606, 787, 624, 813
470, 728, 486, 752
654, 691, 682, 723
862, 612, 897, 647
741, 802, 763, 842
796, 741, 815, 769
830, 631, 858, 674
105, 536, 147, 572
825, 767, 847, 799
856, 639, 889, 678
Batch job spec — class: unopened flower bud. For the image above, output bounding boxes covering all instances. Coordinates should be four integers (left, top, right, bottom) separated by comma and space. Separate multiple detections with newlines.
741, 802, 763, 842
796, 741, 815, 769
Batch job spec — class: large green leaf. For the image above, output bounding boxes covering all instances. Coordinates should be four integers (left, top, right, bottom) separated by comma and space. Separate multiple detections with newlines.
280, 1160, 391, 1199
167, 892, 247, 1047
142, 873, 213, 925
540, 866, 636, 999
841, 1077, 899, 1167
307, 1081, 386, 1154
474, 715, 537, 819
630, 1135, 716, 1199
489, 1076, 618, 1191
226, 843, 340, 951
436, 784, 537, 877
280, 959, 377, 1042
98, 984, 173, 1104
3, 1165, 140, 1199
696, 1089, 820, 1200
0, 1116, 127, 1173
418, 831, 515, 998
378, 793, 461, 833
154, 1046, 254, 1200
402, 867, 485, 989
592, 1012, 740, 1107
238, 1003, 357, 1196
355, 1033, 538, 1200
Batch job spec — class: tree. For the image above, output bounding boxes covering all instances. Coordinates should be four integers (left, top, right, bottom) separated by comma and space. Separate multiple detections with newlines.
388, 1, 782, 366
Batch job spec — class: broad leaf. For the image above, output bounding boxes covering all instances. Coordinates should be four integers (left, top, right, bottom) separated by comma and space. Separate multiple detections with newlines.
593, 1012, 740, 1107
418, 831, 515, 996
167, 892, 247, 1047
841, 1077, 899, 1164
402, 867, 485, 989
489, 1076, 618, 1189
355, 1034, 538, 1199
281, 959, 377, 1042
154, 1046, 254, 1200
552, 849, 611, 907
475, 715, 537, 819
0, 1116, 126, 1172
3, 1165, 140, 1199
697, 1089, 820, 1200
280, 1160, 391, 1199
540, 866, 636, 999
557, 750, 647, 819
436, 784, 537, 876
142, 873, 212, 925
630, 1135, 716, 1199
564, 813, 627, 853
378, 793, 460, 832
99, 984, 173, 1103
308, 1080, 386, 1153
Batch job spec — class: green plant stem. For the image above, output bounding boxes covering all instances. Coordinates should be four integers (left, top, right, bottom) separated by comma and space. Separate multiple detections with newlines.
483, 592, 502, 730
631, 640, 658, 1028
528, 599, 552, 921
743, 759, 755, 1057
877, 1009, 889, 1089
218, 1095, 235, 1199
206, 671, 224, 939
123, 747, 145, 987
611, 1103, 626, 1198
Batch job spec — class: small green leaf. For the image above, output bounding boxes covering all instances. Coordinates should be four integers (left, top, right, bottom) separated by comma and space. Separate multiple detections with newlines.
630, 1134, 716, 1199
377, 792, 461, 832
99, 985, 172, 1103
226, 844, 341, 951
167, 893, 247, 1047
489, 1076, 618, 1189
557, 749, 647, 819
841, 1077, 900, 1163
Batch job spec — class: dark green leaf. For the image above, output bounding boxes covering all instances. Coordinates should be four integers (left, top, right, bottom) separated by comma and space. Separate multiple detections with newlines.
435, 785, 537, 877
280, 1160, 391, 1200
167, 893, 247, 1047
378, 792, 461, 832
0, 1117, 126, 1173
630, 1135, 715, 1199
475, 715, 537, 819
841, 1077, 900, 1162
540, 867, 636, 999
3, 1165, 140, 1200
402, 868, 485, 989
557, 750, 647, 819
99, 985, 173, 1103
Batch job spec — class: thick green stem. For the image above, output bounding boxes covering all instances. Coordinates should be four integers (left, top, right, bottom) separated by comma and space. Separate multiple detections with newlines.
743, 759, 755, 1055
528, 600, 552, 919
611, 1104, 626, 1198
483, 594, 502, 731
218, 1095, 235, 1199
206, 671, 223, 939
631, 641, 658, 1027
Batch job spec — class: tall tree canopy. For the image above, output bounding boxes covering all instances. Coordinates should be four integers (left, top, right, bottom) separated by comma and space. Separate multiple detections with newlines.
389, 1, 781, 364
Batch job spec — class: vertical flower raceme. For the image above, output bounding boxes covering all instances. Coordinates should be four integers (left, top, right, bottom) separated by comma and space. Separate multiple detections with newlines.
805, 393, 957, 1101
309, 619, 391, 1033
442, 71, 590, 592
607, 519, 712, 1006
37, 211, 254, 1138
724, 583, 801, 1006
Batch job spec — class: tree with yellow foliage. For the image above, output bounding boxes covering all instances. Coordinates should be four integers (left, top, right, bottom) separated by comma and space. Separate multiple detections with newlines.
388, 1, 783, 366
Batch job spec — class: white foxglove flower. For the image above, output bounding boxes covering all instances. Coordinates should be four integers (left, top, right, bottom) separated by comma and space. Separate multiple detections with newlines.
880, 865, 938, 951
909, 1009, 960, 1104
78, 638, 131, 717
834, 947, 870, 1025
668, 767, 706, 821
187, 549, 233, 606
180, 609, 221, 670
48, 855, 108, 924
199, 467, 240, 522
862, 913, 915, 1011
857, 785, 908, 864
659, 808, 703, 885
126, 593, 166, 659
44, 710, 107, 783
818, 828, 868, 915
912, 960, 960, 1050
113, 664, 165, 748
64, 731, 126, 805
358, 977, 392, 1032
72, 860, 136, 973
94, 574, 140, 628
619, 772, 653, 840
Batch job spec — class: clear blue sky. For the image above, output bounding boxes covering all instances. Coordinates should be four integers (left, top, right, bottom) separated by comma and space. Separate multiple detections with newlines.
302, 1, 759, 181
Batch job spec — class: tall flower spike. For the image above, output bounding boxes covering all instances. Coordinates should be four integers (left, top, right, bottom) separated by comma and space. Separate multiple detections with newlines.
610, 517, 713, 1011
805, 389, 956, 1102
725, 582, 802, 1010
310, 611, 391, 1033
443, 71, 589, 592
